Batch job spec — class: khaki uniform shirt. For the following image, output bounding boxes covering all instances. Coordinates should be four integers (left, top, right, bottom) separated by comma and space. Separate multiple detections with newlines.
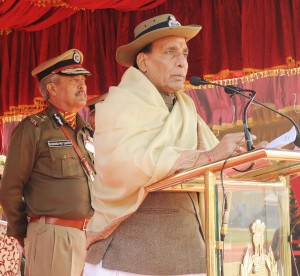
0, 104, 94, 241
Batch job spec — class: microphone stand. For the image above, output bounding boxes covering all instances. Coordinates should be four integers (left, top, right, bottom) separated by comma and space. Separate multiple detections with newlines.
227, 86, 256, 151
243, 93, 256, 151
190, 77, 300, 147
220, 89, 256, 276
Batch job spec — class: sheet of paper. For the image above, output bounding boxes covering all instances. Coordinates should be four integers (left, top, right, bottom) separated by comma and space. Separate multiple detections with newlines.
265, 126, 296, 149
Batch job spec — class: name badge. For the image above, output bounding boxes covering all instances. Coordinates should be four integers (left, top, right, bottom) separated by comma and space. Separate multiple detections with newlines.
48, 140, 72, 147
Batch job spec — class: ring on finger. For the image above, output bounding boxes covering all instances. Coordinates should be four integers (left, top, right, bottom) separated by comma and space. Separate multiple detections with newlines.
236, 146, 242, 153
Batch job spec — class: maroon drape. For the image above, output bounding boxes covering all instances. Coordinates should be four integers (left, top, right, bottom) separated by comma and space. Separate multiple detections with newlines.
241, 1, 300, 71
1, 0, 300, 116
0, 0, 167, 31
1, 0, 300, 153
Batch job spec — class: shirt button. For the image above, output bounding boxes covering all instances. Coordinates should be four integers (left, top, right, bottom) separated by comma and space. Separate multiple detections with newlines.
62, 154, 67, 159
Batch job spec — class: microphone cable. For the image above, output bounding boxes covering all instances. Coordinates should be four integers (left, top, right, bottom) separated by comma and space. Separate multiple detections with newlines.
219, 136, 244, 276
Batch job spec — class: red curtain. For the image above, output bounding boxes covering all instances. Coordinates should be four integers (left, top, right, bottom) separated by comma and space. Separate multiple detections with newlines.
1, 0, 300, 153
241, 1, 300, 71
0, 0, 167, 32
1, 0, 300, 115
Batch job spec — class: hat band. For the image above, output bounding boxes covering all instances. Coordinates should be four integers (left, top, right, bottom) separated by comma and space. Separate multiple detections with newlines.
135, 17, 181, 40
58, 67, 91, 76
37, 59, 80, 81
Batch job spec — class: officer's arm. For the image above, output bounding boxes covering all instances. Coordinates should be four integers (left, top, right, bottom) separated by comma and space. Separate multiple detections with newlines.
0, 119, 38, 244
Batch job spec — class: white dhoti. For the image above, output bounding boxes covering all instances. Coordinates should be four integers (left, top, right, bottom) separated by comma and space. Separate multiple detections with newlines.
84, 261, 207, 276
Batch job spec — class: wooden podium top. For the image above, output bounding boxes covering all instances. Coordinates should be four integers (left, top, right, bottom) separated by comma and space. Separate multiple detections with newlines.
146, 149, 300, 192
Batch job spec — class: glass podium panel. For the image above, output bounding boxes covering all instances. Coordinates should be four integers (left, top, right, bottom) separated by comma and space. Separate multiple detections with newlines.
219, 183, 288, 276
146, 149, 300, 276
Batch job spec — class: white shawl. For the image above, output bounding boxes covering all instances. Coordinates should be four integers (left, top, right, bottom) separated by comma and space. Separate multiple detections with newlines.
87, 67, 217, 245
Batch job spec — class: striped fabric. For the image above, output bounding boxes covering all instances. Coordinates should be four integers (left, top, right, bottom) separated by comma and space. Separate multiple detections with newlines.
64, 112, 77, 129
52, 105, 77, 129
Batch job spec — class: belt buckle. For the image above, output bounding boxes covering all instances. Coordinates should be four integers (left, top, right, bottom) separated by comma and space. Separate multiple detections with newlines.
82, 218, 89, 231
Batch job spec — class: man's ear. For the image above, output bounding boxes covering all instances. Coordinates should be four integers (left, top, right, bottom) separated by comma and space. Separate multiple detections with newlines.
47, 83, 57, 96
136, 53, 148, 73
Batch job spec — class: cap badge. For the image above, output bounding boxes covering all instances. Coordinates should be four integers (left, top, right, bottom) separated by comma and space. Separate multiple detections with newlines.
168, 16, 181, 27
73, 50, 81, 63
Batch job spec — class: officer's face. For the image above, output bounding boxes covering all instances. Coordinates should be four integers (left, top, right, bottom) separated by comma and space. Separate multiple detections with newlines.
138, 36, 188, 95
48, 75, 87, 112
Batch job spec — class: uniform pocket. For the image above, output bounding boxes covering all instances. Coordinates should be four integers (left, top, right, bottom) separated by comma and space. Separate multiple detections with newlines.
49, 148, 78, 177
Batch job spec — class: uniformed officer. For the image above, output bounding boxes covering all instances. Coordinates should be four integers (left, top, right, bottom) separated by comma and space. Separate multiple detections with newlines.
0, 49, 94, 276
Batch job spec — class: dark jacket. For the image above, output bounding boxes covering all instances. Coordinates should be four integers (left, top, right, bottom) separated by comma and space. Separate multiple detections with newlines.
86, 192, 206, 275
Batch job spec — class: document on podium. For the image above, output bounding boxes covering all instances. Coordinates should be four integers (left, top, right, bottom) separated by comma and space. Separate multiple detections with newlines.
265, 126, 296, 149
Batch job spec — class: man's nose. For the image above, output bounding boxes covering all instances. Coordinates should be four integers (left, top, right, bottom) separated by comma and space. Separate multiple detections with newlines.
177, 54, 188, 68
78, 79, 87, 88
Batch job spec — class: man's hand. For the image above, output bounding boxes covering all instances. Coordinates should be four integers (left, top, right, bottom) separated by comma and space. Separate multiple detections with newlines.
210, 132, 257, 161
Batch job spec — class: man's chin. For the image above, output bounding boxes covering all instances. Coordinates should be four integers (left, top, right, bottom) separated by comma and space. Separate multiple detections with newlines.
77, 95, 87, 102
171, 83, 184, 92
76, 98, 87, 108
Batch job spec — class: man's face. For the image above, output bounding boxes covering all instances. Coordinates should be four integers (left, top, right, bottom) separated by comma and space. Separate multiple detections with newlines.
49, 75, 87, 112
142, 36, 189, 95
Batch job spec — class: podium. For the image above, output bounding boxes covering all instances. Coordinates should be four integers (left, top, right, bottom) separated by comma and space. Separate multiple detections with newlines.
146, 149, 300, 276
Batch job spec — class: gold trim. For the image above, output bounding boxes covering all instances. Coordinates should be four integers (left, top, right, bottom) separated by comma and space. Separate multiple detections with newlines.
199, 61, 300, 82
184, 68, 300, 91
205, 171, 217, 276
0, 28, 12, 35
30, 0, 82, 10
0, 97, 46, 122
280, 176, 292, 275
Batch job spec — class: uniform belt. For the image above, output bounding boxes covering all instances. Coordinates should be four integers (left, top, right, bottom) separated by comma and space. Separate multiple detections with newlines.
29, 216, 90, 230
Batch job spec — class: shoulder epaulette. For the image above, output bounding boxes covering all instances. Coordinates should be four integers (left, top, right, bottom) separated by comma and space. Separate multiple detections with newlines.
27, 113, 50, 127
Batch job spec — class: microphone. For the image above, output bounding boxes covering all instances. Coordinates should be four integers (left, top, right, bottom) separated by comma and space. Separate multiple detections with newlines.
190, 76, 300, 148
190, 76, 255, 150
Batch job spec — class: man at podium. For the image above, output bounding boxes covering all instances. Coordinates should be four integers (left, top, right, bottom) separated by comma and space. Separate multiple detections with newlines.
84, 13, 254, 276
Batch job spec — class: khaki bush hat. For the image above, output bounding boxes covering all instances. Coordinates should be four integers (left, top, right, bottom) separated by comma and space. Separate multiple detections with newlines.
32, 49, 91, 81
116, 14, 202, 67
